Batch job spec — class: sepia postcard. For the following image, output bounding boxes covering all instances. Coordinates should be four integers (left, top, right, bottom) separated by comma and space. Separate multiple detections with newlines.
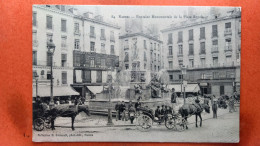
32, 5, 241, 142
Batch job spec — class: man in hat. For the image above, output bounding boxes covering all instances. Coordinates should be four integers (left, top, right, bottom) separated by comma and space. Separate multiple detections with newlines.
115, 101, 121, 121
120, 101, 126, 121
135, 98, 142, 111
212, 99, 218, 118
155, 106, 161, 120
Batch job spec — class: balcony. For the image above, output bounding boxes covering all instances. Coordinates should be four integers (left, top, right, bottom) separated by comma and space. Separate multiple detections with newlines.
199, 51, 206, 58
188, 53, 194, 59
167, 40, 173, 45
100, 36, 106, 41
33, 40, 38, 47
90, 33, 96, 38
74, 31, 81, 36
188, 38, 194, 43
211, 45, 219, 57
177, 52, 183, 60
224, 28, 232, 36
167, 53, 173, 59
110, 37, 115, 42
211, 33, 218, 39
61, 43, 67, 50
177, 39, 183, 44
224, 45, 232, 56
199, 36, 206, 42
90, 48, 96, 52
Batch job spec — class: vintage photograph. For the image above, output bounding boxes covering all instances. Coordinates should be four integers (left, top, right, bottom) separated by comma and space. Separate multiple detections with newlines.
32, 5, 241, 142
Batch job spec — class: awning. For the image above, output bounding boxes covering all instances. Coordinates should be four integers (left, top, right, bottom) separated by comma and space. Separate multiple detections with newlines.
33, 86, 79, 97
167, 84, 200, 93
87, 86, 104, 95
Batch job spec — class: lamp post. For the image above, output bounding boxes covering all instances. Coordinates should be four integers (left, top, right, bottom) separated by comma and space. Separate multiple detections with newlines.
107, 70, 114, 126
47, 39, 56, 106
34, 73, 39, 97
181, 66, 187, 104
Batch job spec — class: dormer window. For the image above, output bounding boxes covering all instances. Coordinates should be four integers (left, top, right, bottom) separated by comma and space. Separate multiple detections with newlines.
61, 5, 65, 11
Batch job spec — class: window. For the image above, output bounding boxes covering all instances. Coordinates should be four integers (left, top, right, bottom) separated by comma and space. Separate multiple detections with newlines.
200, 42, 206, 54
168, 61, 173, 69
46, 15, 53, 29
179, 74, 183, 80
90, 26, 95, 37
61, 36, 67, 48
74, 39, 80, 49
200, 27, 205, 39
150, 42, 153, 50
158, 66, 160, 71
225, 38, 232, 50
226, 56, 232, 64
47, 71, 51, 80
110, 45, 115, 55
110, 31, 115, 42
212, 25, 218, 37
150, 64, 153, 71
213, 72, 219, 79
189, 59, 194, 67
178, 45, 183, 55
201, 58, 205, 67
154, 43, 156, 50
154, 65, 157, 71
189, 44, 194, 55
144, 40, 147, 49
168, 33, 173, 44
201, 73, 206, 79
33, 70, 37, 78
144, 63, 146, 69
220, 85, 225, 95
33, 51, 37, 65
100, 29, 105, 40
225, 22, 231, 29
96, 71, 102, 83
124, 52, 129, 62
47, 52, 52, 66
144, 52, 147, 61
213, 57, 218, 66
74, 23, 79, 34
90, 42, 95, 51
47, 33, 53, 43
61, 54, 67, 67
178, 31, 183, 42
213, 40, 218, 46
154, 53, 156, 61
212, 40, 218, 52
62, 71, 67, 84
178, 60, 183, 66
83, 70, 91, 83
90, 58, 95, 67
169, 75, 173, 80
125, 64, 129, 69
61, 19, 66, 32
158, 54, 160, 62
189, 29, 193, 41
168, 46, 173, 55
101, 43, 105, 52
33, 12, 37, 26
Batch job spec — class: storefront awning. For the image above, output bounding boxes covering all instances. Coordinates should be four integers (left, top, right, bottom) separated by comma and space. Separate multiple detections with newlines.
33, 86, 79, 97
168, 84, 200, 93
87, 86, 104, 95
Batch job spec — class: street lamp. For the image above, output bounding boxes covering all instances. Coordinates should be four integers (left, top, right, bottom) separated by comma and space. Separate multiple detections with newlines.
180, 66, 187, 104
47, 39, 56, 106
34, 73, 39, 97
107, 70, 114, 126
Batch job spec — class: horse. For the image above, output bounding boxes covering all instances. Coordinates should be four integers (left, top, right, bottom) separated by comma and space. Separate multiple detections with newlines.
178, 103, 210, 129
48, 104, 90, 131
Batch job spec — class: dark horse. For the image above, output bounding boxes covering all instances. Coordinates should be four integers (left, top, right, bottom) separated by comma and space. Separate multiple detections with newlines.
178, 103, 210, 129
49, 105, 90, 130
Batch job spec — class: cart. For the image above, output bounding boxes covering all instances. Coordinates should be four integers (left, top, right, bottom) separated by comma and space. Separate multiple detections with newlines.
33, 103, 51, 131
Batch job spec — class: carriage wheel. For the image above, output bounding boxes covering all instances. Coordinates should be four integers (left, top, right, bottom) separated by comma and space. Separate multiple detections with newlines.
174, 117, 186, 132
33, 118, 45, 131
44, 117, 51, 129
136, 114, 153, 132
165, 117, 176, 130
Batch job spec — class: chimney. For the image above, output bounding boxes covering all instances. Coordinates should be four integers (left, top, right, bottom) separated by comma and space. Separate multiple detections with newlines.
83, 12, 93, 19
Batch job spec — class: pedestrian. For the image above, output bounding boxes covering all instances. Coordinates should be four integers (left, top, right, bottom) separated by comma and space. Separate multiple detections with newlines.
115, 101, 121, 121
229, 96, 236, 113
212, 100, 218, 118
135, 98, 142, 111
171, 88, 178, 107
160, 105, 167, 122
155, 106, 161, 120
120, 101, 126, 121
128, 100, 133, 109
128, 105, 136, 124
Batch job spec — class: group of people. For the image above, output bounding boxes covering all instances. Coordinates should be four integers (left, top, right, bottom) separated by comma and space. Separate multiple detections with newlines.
154, 105, 174, 123
115, 100, 140, 121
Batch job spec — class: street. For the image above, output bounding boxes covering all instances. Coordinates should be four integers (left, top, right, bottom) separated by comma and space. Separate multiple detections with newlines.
33, 107, 239, 142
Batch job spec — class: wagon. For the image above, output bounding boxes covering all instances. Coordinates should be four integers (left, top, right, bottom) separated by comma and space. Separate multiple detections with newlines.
135, 107, 186, 132
33, 102, 51, 131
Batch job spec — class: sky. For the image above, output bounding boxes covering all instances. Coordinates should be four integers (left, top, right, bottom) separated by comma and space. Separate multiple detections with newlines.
73, 5, 237, 35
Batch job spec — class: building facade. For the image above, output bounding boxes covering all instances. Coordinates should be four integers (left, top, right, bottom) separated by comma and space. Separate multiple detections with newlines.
32, 5, 120, 100
119, 32, 163, 85
161, 9, 241, 96
32, 5, 78, 101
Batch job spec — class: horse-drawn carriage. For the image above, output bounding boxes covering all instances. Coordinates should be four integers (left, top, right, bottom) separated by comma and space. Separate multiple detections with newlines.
135, 106, 186, 132
33, 102, 51, 131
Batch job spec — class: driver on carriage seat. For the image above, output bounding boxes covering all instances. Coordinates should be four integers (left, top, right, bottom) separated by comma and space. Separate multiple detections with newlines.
194, 98, 202, 112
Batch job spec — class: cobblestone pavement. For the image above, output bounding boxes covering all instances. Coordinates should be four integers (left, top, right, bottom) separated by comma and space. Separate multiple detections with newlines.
33, 107, 239, 142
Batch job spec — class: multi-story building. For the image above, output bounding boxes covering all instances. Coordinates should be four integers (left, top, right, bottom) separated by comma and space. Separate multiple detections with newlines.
71, 11, 120, 99
32, 5, 79, 101
32, 5, 120, 100
119, 32, 163, 86
161, 9, 241, 96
